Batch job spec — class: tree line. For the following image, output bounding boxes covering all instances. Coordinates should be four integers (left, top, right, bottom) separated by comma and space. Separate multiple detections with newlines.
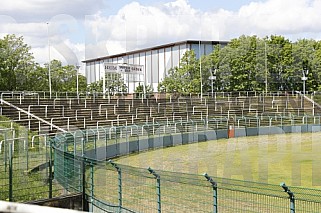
0, 34, 87, 92
2, 34, 321, 94
159, 35, 321, 94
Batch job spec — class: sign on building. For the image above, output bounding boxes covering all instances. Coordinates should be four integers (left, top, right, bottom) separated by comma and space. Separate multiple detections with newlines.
104, 63, 143, 74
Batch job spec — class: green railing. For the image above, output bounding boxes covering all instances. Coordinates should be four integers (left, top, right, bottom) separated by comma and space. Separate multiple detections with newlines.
0, 129, 63, 202
80, 161, 321, 213
2, 115, 321, 210
49, 116, 321, 212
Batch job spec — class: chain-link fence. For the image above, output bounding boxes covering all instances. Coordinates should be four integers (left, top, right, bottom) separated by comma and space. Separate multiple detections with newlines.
49, 117, 321, 212
0, 127, 64, 202
2, 115, 321, 211
82, 160, 321, 213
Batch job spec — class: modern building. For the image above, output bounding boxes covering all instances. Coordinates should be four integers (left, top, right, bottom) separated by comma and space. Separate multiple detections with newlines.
83, 40, 228, 93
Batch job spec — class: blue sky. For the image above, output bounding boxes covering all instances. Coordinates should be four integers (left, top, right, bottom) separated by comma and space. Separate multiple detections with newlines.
1, 0, 321, 67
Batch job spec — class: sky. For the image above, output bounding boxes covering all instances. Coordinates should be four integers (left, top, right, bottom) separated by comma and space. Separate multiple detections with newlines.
1, 0, 321, 73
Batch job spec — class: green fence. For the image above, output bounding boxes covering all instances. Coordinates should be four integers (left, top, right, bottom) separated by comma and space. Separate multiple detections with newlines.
0, 129, 64, 202
50, 116, 321, 213
2, 115, 321, 211
81, 160, 321, 213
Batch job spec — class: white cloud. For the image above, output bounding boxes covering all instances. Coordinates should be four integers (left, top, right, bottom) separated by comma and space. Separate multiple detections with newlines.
2, 0, 321, 66
0, 0, 105, 22
84, 0, 321, 60
238, 0, 321, 36
0, 14, 85, 66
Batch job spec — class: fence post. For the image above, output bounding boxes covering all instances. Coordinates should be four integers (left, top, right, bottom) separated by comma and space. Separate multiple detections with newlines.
109, 160, 122, 212
280, 182, 295, 213
204, 173, 218, 213
48, 139, 53, 199
9, 143, 13, 201
82, 157, 89, 211
90, 162, 94, 211
148, 167, 161, 213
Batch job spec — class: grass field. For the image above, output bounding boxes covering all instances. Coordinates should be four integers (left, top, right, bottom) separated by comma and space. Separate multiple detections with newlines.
115, 132, 321, 188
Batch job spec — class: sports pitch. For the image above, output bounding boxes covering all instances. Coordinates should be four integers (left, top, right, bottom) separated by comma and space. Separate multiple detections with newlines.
115, 132, 321, 188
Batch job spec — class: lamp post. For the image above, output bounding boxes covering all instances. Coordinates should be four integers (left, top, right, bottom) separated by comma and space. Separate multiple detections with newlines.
302, 69, 308, 95
76, 65, 80, 99
199, 40, 203, 99
209, 68, 217, 98
46, 22, 52, 99
301, 68, 308, 109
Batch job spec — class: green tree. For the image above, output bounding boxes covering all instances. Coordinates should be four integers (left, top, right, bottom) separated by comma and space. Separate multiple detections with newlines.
44, 60, 87, 92
159, 50, 201, 94
87, 73, 128, 95
291, 39, 320, 92
266, 35, 294, 91
26, 66, 49, 91
208, 35, 265, 91
134, 83, 153, 98
314, 40, 321, 90
0, 34, 36, 90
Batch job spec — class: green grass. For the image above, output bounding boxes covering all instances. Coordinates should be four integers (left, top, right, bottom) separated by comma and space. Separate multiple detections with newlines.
115, 132, 321, 188
0, 116, 65, 202
86, 132, 321, 212
0, 148, 65, 202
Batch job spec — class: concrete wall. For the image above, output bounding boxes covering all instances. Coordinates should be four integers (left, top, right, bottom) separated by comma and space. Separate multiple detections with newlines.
82, 124, 321, 161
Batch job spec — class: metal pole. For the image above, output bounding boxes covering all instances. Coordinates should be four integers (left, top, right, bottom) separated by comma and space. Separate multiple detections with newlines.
76, 65, 80, 99
90, 163, 94, 211
199, 40, 203, 100
301, 70, 308, 108
49, 139, 53, 198
46, 22, 52, 99
9, 143, 13, 201
280, 183, 295, 213
109, 160, 122, 212
103, 63, 106, 99
82, 155, 88, 211
265, 42, 268, 95
148, 167, 161, 213
211, 78, 213, 98
204, 173, 218, 213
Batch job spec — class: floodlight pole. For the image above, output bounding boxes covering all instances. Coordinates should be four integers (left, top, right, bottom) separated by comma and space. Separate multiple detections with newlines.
76, 65, 80, 99
211, 76, 213, 97
265, 42, 268, 95
199, 40, 203, 100
47, 22, 52, 99
301, 69, 308, 108
302, 69, 308, 95
209, 68, 216, 98
103, 65, 106, 99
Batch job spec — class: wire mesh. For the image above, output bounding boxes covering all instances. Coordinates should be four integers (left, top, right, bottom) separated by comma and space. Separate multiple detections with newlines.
0, 129, 64, 202
83, 162, 321, 213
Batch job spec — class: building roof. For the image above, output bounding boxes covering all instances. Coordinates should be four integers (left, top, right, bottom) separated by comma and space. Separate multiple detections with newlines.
82, 40, 228, 63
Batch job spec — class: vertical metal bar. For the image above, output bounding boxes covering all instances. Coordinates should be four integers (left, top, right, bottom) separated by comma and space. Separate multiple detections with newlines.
4, 132, 7, 172
49, 139, 53, 198
94, 131, 97, 154
148, 167, 161, 213
9, 143, 13, 201
82, 158, 88, 211
118, 167, 122, 212
26, 136, 29, 171
280, 182, 295, 213
290, 197, 295, 213
109, 160, 122, 212
204, 173, 218, 213
90, 163, 94, 211
213, 186, 218, 213
156, 176, 161, 213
